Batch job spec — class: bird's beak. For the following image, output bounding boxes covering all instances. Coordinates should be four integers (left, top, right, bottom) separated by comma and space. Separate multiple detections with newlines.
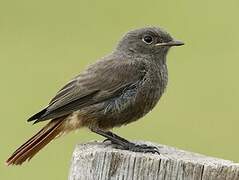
155, 40, 184, 47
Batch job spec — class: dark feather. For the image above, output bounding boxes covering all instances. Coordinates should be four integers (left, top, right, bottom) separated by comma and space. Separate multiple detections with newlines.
27, 108, 47, 122
32, 90, 100, 123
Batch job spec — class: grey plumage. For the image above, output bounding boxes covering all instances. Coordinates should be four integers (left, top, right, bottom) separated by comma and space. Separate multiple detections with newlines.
7, 26, 184, 165
29, 27, 174, 127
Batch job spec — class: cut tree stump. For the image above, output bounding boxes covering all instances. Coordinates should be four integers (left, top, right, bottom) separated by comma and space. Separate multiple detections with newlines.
68, 141, 239, 180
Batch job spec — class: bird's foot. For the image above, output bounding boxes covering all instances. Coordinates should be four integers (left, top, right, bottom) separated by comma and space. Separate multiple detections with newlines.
91, 128, 160, 154
116, 142, 160, 154
104, 139, 160, 154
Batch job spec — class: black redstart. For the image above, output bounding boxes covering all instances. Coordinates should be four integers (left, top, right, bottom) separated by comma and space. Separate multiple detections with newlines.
6, 26, 184, 165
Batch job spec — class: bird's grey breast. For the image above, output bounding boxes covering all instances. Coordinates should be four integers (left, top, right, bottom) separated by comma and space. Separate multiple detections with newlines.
135, 60, 168, 116
101, 60, 168, 128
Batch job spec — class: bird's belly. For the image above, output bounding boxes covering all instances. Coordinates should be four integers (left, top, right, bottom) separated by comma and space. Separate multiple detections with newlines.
80, 85, 163, 130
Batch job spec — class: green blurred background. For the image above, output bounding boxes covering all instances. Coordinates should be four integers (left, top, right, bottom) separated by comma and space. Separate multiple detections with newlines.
1, 0, 239, 179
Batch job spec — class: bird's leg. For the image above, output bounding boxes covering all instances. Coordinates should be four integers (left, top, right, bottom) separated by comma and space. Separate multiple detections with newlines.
102, 131, 130, 143
90, 128, 160, 154
90, 128, 129, 147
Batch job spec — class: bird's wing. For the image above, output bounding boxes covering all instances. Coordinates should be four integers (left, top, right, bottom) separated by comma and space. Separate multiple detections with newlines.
28, 57, 147, 123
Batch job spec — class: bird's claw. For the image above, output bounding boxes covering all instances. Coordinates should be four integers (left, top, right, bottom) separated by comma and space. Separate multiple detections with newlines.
126, 143, 160, 155
103, 138, 160, 155
103, 138, 112, 143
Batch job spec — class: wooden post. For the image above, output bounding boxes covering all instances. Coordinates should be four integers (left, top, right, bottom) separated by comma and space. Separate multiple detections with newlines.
68, 141, 239, 180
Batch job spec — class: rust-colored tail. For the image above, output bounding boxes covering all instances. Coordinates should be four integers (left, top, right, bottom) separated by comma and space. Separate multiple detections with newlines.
6, 119, 64, 165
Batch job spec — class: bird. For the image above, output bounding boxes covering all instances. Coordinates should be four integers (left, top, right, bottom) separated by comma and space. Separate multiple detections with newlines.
6, 26, 184, 165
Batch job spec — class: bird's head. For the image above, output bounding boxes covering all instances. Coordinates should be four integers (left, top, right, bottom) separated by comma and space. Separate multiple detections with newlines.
116, 27, 184, 58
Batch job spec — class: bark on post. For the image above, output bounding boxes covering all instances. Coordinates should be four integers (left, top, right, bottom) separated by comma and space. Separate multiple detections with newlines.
69, 141, 239, 180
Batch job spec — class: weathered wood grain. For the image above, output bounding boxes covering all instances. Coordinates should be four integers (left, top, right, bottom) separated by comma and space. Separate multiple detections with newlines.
69, 141, 239, 180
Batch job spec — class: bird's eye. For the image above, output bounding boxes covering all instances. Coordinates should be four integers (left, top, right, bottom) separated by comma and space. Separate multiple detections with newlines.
142, 35, 153, 44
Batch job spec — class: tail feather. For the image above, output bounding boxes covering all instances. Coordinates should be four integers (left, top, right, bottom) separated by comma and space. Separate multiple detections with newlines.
6, 118, 64, 165
27, 108, 47, 122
